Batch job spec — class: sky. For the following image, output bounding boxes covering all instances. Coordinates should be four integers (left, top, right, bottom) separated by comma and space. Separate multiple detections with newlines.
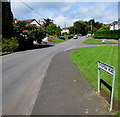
11, 1, 119, 28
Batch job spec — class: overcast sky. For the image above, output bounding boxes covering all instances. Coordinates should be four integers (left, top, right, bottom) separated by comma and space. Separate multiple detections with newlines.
11, 1, 119, 28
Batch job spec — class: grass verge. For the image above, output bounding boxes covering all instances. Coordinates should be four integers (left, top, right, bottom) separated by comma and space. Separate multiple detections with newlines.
83, 38, 118, 44
70, 45, 119, 102
49, 39, 65, 43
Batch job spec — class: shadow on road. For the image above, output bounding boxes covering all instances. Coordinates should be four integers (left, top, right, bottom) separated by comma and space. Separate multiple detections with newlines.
2, 44, 54, 56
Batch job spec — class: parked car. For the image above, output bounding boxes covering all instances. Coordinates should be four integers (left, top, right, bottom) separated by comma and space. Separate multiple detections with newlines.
86, 34, 92, 38
59, 36, 65, 40
73, 35, 78, 39
42, 37, 48, 44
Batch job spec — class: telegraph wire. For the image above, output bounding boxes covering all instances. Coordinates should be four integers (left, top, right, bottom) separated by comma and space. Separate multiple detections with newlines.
18, 0, 46, 18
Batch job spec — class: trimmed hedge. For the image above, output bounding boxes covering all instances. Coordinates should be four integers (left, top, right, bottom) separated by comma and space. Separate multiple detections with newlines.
2, 37, 19, 52
94, 30, 120, 39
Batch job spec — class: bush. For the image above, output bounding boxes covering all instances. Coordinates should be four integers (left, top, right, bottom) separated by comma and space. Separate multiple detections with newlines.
2, 37, 19, 52
68, 34, 74, 39
94, 30, 120, 39
28, 29, 46, 44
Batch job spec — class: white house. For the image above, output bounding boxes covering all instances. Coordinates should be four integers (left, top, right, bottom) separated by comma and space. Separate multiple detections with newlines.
13, 19, 41, 26
23, 19, 41, 26
110, 20, 120, 30
61, 28, 69, 34
38, 18, 45, 25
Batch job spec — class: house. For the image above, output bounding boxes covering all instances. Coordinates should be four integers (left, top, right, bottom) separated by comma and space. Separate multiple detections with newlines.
21, 19, 41, 26
110, 20, 120, 30
13, 19, 41, 26
13, 19, 19, 24
61, 28, 69, 34
38, 18, 46, 25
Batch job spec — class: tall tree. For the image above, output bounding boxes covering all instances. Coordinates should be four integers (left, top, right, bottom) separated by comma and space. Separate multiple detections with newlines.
42, 18, 53, 28
95, 22, 103, 29
2, 2, 14, 38
74, 20, 87, 35
55, 25, 61, 36
68, 26, 75, 34
47, 23, 57, 35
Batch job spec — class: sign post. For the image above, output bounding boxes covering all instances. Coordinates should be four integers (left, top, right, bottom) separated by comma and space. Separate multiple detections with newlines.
98, 61, 115, 111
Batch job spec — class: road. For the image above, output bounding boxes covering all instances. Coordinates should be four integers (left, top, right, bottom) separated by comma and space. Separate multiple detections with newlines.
3, 36, 116, 115
2, 37, 90, 115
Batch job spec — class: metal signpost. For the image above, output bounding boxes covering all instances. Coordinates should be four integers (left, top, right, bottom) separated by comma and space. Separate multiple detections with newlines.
98, 61, 115, 111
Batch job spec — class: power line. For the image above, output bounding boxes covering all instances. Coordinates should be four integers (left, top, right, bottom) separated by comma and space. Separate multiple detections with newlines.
18, 0, 45, 18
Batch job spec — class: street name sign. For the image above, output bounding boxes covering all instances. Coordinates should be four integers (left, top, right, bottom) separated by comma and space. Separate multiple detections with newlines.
98, 61, 115, 111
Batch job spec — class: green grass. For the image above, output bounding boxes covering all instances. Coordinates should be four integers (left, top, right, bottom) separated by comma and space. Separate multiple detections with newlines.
83, 38, 118, 44
50, 39, 65, 43
70, 45, 119, 102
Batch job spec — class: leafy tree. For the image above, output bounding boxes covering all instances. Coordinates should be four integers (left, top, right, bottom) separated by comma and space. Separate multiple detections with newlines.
95, 22, 103, 29
88, 19, 95, 27
55, 26, 61, 36
42, 18, 53, 28
47, 23, 57, 36
28, 29, 46, 44
74, 20, 87, 35
99, 24, 110, 31
2, 2, 14, 38
13, 21, 38, 36
13, 21, 46, 49
68, 26, 75, 34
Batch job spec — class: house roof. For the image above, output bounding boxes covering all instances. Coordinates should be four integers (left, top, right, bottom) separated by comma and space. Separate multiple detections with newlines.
21, 19, 41, 26
62, 27, 69, 30
110, 20, 120, 26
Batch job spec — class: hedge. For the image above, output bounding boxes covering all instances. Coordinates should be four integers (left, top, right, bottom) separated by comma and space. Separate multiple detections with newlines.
2, 37, 19, 52
94, 30, 120, 39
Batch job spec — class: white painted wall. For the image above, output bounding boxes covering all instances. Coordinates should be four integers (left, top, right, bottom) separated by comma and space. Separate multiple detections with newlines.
61, 29, 69, 34
110, 26, 114, 30
30, 20, 39, 26
114, 24, 119, 30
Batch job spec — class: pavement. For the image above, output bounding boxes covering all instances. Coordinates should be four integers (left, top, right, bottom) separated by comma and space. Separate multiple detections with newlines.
31, 51, 115, 115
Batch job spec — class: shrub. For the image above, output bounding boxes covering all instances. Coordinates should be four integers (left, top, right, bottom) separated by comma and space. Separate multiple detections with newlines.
2, 37, 19, 52
68, 34, 74, 39
28, 29, 46, 44
94, 30, 120, 39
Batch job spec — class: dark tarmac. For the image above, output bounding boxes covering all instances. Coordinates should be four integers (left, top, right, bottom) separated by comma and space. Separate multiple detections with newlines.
31, 51, 115, 115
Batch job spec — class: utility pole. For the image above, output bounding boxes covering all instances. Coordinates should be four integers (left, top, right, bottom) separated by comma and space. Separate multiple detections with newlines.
64, 22, 68, 40
65, 22, 66, 28
91, 21, 92, 32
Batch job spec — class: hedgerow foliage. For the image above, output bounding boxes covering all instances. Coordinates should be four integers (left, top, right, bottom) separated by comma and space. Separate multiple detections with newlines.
94, 30, 120, 39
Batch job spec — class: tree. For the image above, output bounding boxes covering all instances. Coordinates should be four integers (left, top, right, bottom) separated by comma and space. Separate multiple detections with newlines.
2, 2, 14, 38
74, 20, 87, 35
68, 26, 75, 34
99, 24, 110, 31
13, 21, 46, 49
47, 23, 57, 36
28, 29, 46, 44
95, 22, 103, 30
42, 18, 53, 28
55, 26, 61, 36
85, 19, 103, 34
88, 19, 95, 27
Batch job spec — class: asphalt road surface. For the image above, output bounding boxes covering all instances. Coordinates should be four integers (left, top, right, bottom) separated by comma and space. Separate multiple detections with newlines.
2, 37, 116, 115
2, 37, 88, 115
